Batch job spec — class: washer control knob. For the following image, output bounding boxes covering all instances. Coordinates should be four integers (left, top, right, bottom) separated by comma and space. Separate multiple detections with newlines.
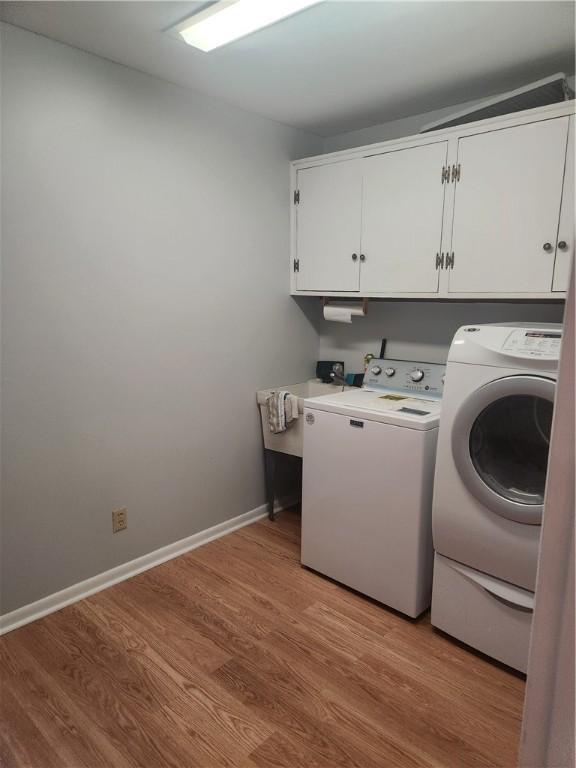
384, 367, 396, 377
410, 369, 425, 382
370, 365, 382, 375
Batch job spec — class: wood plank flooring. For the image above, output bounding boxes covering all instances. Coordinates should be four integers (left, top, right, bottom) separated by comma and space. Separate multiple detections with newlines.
0, 508, 525, 767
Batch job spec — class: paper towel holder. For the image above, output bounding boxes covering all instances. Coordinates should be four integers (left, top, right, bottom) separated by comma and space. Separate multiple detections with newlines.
322, 297, 369, 316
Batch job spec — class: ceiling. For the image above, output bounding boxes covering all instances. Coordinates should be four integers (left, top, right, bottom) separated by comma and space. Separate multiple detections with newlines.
1, 1, 574, 136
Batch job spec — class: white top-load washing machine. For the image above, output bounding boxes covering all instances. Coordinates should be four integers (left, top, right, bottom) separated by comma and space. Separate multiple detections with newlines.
431, 323, 561, 672
301, 358, 445, 618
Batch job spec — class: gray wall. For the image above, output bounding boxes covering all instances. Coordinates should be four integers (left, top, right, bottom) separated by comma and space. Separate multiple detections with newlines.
323, 76, 576, 152
318, 301, 565, 374
0, 24, 322, 613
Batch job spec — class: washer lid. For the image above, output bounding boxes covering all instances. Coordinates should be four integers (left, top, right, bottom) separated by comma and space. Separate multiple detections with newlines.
451, 375, 555, 524
304, 389, 441, 430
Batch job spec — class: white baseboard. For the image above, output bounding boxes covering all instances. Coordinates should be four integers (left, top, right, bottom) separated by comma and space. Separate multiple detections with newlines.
0, 496, 298, 636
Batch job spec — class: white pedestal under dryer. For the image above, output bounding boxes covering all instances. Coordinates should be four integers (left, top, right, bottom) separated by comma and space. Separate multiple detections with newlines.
431, 323, 562, 672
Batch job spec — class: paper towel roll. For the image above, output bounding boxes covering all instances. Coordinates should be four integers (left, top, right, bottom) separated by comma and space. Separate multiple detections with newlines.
323, 305, 352, 323
323, 304, 365, 323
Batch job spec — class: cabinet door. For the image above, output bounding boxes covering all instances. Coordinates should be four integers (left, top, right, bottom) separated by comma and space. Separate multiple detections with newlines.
553, 116, 574, 292
295, 161, 361, 292
448, 117, 570, 294
360, 141, 448, 293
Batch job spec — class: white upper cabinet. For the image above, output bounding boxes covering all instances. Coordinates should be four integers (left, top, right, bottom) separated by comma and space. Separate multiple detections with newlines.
552, 116, 574, 292
290, 103, 574, 298
360, 141, 448, 293
447, 117, 570, 294
295, 160, 362, 292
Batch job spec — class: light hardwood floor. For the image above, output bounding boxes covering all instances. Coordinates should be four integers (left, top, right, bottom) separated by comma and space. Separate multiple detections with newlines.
0, 508, 525, 767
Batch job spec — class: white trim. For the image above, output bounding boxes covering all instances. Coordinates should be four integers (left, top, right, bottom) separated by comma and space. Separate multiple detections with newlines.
0, 497, 296, 635
289, 291, 567, 300
520, 262, 575, 766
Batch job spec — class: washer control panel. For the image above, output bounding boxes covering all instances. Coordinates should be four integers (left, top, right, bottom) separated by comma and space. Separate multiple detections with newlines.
502, 329, 562, 358
363, 359, 446, 397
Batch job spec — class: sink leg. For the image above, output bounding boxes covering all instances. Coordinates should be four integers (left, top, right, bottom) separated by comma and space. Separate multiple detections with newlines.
264, 448, 276, 521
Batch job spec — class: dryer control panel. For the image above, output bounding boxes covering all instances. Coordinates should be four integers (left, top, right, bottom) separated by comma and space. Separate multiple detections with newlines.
363, 359, 446, 398
501, 329, 562, 359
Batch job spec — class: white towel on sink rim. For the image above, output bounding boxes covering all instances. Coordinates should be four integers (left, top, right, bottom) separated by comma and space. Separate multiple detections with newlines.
266, 391, 299, 434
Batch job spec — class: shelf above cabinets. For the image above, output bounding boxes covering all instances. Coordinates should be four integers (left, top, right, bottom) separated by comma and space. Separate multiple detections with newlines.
290, 102, 575, 300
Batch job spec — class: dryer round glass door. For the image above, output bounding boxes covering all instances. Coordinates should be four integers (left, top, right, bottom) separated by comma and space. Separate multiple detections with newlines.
451, 375, 555, 524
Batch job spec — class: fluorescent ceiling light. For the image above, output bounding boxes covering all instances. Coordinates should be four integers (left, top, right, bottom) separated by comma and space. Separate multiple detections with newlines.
173, 0, 323, 52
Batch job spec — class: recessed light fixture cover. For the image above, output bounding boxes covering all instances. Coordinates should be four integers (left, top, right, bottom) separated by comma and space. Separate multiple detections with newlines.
172, 0, 323, 52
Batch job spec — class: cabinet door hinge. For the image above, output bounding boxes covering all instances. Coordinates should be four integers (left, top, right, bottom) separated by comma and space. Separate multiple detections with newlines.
293, 258, 300, 273
451, 164, 461, 183
293, 190, 300, 204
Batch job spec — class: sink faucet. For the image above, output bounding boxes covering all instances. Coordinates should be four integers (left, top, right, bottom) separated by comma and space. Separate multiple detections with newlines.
330, 363, 346, 387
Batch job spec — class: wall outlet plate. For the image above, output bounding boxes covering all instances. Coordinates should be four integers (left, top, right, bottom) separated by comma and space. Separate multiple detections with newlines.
112, 508, 127, 533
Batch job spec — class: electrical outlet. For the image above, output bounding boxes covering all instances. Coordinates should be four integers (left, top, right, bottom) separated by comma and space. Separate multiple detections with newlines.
112, 508, 127, 533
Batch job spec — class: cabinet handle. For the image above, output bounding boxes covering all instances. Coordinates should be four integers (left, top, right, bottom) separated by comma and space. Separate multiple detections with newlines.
543, 242, 553, 252
359, 253, 366, 262
435, 252, 445, 269
558, 241, 568, 251
352, 253, 358, 261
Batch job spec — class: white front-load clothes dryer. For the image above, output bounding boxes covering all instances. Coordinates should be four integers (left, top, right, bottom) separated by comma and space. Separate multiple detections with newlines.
431, 323, 561, 672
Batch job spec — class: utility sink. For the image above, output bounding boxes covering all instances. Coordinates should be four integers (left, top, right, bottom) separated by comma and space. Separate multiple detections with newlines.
257, 379, 346, 457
